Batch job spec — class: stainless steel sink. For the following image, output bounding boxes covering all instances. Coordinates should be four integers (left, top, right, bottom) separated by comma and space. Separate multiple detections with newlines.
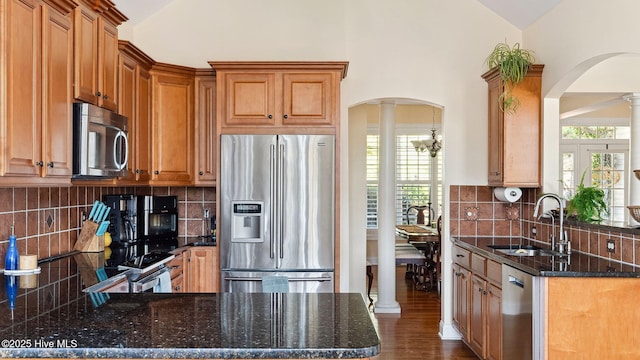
487, 244, 559, 257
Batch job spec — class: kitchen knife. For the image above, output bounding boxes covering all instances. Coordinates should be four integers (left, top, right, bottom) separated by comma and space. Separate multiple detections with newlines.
94, 205, 106, 224
88, 201, 100, 221
99, 207, 111, 223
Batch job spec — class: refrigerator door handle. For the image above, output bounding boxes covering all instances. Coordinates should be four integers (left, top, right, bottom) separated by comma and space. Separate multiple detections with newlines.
288, 276, 333, 282
270, 144, 276, 260
224, 277, 263, 282
279, 143, 285, 260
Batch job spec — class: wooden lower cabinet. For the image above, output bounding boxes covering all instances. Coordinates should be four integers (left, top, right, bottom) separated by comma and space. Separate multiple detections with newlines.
453, 245, 502, 360
544, 277, 640, 359
452, 262, 470, 339
170, 246, 218, 293
187, 246, 218, 292
167, 251, 186, 293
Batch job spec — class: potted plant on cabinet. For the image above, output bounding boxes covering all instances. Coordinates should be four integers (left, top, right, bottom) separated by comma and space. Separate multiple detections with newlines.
565, 169, 609, 223
485, 41, 535, 113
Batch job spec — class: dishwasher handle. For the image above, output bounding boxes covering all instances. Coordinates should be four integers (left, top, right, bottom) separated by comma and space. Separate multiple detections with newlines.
508, 274, 525, 288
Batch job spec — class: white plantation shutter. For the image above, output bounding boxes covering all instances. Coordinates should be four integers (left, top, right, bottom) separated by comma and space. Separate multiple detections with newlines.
366, 134, 442, 228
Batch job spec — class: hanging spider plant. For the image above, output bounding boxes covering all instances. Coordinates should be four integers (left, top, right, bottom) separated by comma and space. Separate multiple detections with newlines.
485, 42, 535, 114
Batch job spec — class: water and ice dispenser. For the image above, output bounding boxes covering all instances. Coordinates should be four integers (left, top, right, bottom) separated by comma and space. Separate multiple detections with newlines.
231, 201, 264, 242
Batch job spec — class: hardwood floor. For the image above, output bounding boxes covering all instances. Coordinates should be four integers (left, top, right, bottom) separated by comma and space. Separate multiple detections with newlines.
368, 266, 478, 360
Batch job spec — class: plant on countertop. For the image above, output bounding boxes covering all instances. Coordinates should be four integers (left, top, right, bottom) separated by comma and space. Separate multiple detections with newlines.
485, 41, 535, 114
565, 169, 609, 223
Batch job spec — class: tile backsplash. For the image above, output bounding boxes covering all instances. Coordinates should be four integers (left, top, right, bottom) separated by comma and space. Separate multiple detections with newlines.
0, 186, 215, 267
450, 185, 640, 268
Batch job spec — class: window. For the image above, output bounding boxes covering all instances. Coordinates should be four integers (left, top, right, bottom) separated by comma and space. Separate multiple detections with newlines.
560, 124, 629, 223
366, 133, 442, 228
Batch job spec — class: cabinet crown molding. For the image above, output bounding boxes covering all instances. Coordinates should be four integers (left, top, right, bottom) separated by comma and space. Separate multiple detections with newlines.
118, 40, 155, 69
209, 61, 349, 80
43, 0, 79, 14
78, 0, 128, 25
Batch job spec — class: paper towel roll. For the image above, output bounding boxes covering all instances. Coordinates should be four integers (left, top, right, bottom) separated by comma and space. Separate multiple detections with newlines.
493, 187, 522, 203
19, 254, 38, 270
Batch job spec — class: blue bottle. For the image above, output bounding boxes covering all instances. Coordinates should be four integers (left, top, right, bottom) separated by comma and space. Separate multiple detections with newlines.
4, 227, 19, 270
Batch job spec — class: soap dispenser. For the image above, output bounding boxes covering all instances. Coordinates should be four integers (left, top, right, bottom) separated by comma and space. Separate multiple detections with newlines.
4, 226, 19, 270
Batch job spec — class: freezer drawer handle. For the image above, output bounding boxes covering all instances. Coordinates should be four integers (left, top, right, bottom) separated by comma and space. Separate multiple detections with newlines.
224, 276, 332, 282
508, 275, 525, 288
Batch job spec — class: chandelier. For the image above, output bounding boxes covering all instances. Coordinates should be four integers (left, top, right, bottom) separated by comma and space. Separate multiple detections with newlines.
411, 108, 442, 157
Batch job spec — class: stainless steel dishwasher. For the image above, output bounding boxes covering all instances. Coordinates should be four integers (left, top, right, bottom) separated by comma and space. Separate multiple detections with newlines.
502, 264, 534, 360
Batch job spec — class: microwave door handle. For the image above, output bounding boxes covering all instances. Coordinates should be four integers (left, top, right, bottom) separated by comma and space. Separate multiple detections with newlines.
114, 131, 129, 170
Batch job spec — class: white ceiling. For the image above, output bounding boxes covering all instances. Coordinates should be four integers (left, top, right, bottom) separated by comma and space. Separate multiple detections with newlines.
112, 0, 564, 29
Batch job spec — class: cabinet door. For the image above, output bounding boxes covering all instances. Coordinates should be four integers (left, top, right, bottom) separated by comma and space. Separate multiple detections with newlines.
487, 75, 503, 185
187, 247, 216, 292
487, 283, 502, 360
117, 52, 137, 181
135, 67, 152, 181
42, 4, 73, 178
282, 72, 335, 126
453, 263, 470, 339
1, 0, 41, 177
73, 4, 99, 105
195, 75, 216, 185
98, 17, 118, 111
222, 73, 276, 126
150, 72, 194, 184
470, 274, 487, 358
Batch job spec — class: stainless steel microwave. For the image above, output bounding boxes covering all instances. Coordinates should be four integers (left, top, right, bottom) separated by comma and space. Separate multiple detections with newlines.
72, 102, 129, 178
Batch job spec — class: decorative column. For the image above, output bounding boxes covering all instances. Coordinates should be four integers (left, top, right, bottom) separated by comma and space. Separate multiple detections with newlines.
626, 93, 640, 225
375, 101, 401, 313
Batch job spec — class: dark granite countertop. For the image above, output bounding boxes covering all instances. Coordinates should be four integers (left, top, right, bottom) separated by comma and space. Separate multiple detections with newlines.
0, 253, 380, 359
453, 236, 640, 278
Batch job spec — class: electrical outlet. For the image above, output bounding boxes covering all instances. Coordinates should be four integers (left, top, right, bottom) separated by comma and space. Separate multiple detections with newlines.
531, 226, 537, 237
607, 239, 615, 253
204, 209, 210, 219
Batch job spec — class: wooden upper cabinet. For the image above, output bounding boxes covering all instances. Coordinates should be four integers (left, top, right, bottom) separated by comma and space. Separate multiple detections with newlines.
195, 70, 217, 186
42, 1, 74, 178
117, 40, 154, 184
282, 72, 336, 126
149, 63, 195, 185
221, 72, 277, 126
73, 0, 126, 112
0, 0, 74, 184
482, 64, 544, 187
210, 61, 348, 132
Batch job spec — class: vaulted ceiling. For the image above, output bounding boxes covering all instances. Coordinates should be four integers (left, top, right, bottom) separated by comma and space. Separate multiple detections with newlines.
112, 0, 564, 30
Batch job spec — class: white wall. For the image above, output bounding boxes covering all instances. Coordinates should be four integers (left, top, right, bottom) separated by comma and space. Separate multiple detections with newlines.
524, 0, 640, 194
121, 0, 522, 337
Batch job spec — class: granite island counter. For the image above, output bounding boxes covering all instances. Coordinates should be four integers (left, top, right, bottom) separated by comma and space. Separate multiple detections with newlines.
0, 253, 380, 359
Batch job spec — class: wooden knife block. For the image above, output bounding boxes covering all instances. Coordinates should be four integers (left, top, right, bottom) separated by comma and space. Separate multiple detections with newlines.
74, 221, 104, 252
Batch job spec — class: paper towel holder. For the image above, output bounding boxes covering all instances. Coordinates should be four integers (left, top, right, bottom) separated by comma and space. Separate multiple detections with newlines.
493, 187, 523, 203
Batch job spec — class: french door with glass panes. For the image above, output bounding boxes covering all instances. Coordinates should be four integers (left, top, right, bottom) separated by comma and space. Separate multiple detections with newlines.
561, 143, 628, 223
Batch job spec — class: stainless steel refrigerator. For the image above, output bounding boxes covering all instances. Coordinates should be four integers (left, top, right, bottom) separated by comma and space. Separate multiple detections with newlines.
220, 134, 335, 292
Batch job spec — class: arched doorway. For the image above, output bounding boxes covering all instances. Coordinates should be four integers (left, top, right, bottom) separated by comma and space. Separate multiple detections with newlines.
347, 98, 444, 311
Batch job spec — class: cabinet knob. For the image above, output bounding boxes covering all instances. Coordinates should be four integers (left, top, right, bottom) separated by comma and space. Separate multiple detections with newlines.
135, 169, 140, 174
103, 94, 109, 100
154, 170, 159, 175
268, 114, 273, 119
96, 91, 102, 97
495, 171, 500, 176
47, 162, 54, 168
283, 114, 288, 119
199, 171, 204, 176
35, 161, 44, 167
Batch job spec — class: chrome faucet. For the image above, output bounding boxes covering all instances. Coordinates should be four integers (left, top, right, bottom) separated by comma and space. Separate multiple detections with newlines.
533, 193, 570, 255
